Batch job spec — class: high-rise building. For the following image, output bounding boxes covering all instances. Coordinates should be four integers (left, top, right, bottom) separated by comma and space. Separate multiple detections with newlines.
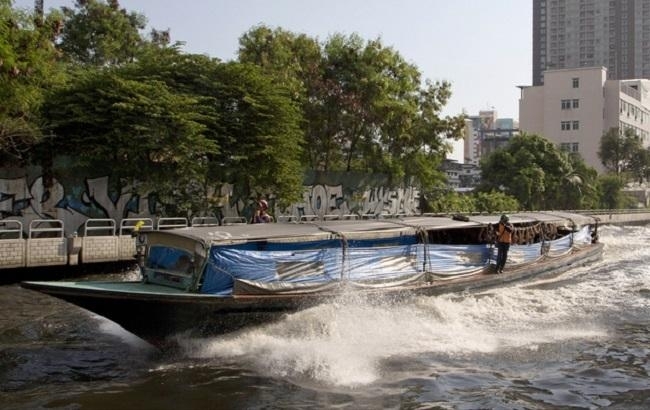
533, 0, 650, 86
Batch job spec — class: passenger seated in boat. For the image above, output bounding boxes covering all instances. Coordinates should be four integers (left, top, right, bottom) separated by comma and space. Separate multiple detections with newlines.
173, 254, 193, 274
496, 214, 513, 274
252, 199, 273, 223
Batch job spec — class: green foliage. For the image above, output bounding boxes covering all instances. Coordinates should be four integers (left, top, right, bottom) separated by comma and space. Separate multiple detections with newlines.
598, 127, 641, 177
420, 189, 519, 214
597, 174, 626, 209
238, 24, 320, 105
57, 0, 146, 66
422, 190, 474, 214
604, 127, 649, 184
42, 68, 218, 215
238, 26, 465, 190
122, 47, 305, 204
479, 133, 599, 210
472, 191, 520, 213
209, 62, 305, 204
3, 1, 468, 211
564, 153, 600, 209
629, 147, 650, 184
0, 2, 65, 164
41, 42, 306, 212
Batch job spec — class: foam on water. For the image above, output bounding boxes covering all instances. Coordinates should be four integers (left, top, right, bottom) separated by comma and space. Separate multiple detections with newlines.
179, 225, 650, 386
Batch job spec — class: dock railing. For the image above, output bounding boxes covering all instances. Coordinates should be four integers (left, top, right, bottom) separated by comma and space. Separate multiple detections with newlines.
157, 217, 188, 230
26, 219, 67, 267
191, 217, 220, 227
81, 219, 119, 264
0, 220, 24, 268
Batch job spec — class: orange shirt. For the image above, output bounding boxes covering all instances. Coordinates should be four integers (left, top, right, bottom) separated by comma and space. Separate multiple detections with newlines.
497, 222, 513, 244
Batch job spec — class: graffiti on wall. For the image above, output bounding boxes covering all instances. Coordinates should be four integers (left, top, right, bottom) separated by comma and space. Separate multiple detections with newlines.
0, 174, 420, 235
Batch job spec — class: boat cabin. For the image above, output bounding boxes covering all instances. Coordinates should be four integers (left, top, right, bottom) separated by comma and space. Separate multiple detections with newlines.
138, 212, 598, 296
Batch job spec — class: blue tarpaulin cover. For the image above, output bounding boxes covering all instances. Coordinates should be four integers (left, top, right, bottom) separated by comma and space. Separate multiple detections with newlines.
198, 226, 593, 295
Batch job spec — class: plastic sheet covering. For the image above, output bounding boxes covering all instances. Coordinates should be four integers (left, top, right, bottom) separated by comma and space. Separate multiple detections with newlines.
547, 230, 575, 256
346, 235, 417, 248
200, 247, 342, 295
233, 278, 342, 295
424, 244, 491, 276
265, 238, 341, 251
495, 242, 543, 266
344, 245, 419, 281
572, 225, 593, 247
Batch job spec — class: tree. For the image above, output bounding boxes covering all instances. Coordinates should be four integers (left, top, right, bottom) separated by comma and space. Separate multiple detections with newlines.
42, 68, 218, 216
598, 174, 626, 209
598, 127, 643, 180
238, 24, 321, 104
420, 189, 519, 214
479, 133, 598, 210
627, 140, 650, 184
561, 152, 600, 209
422, 190, 475, 214
472, 191, 520, 213
238, 27, 465, 190
57, 0, 146, 66
0, 1, 64, 165
125, 47, 306, 205
208, 62, 305, 205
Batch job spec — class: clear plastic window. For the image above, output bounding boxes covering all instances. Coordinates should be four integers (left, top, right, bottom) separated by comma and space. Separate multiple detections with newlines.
146, 246, 193, 274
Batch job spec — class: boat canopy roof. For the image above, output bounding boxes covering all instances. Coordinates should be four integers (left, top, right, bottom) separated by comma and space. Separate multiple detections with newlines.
463, 211, 596, 228
144, 211, 597, 248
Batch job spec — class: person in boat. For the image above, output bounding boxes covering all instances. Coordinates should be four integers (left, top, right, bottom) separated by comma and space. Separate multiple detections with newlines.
495, 214, 513, 273
173, 254, 193, 273
252, 199, 273, 223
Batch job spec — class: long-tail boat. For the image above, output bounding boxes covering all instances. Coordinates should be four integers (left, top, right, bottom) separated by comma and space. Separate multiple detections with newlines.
21, 211, 603, 347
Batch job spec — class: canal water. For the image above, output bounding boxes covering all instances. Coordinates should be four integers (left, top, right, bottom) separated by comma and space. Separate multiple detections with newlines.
1, 225, 649, 409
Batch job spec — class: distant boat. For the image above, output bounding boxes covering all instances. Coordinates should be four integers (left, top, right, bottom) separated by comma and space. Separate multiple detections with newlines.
21, 211, 603, 347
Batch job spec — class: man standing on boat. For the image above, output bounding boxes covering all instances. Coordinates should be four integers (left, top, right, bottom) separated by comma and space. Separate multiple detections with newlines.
253, 199, 273, 223
495, 214, 513, 273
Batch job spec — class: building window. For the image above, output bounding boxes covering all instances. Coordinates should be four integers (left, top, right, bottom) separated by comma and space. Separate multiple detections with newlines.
572, 77, 579, 88
562, 99, 580, 109
560, 142, 580, 152
572, 121, 580, 130
561, 121, 571, 130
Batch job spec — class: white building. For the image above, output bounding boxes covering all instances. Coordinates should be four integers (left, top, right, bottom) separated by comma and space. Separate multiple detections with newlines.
519, 66, 650, 172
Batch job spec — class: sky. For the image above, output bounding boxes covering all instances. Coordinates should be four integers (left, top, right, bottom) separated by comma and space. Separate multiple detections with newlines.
14, 0, 533, 160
